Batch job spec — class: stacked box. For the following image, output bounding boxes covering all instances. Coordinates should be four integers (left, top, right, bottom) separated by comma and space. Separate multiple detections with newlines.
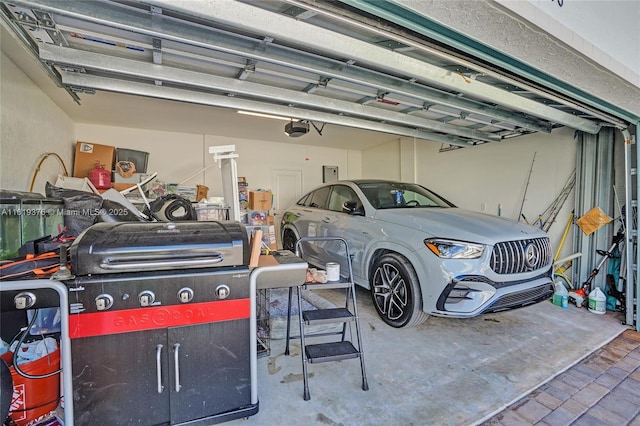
248, 191, 272, 210
238, 177, 249, 210
73, 142, 116, 179
265, 215, 277, 250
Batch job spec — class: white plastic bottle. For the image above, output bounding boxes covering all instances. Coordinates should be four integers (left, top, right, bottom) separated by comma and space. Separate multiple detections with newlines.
588, 287, 606, 314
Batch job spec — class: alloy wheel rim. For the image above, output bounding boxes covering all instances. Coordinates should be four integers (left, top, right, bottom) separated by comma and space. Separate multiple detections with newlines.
373, 263, 408, 321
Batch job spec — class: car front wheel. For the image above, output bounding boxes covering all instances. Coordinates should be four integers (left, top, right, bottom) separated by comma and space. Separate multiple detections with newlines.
370, 253, 429, 328
282, 229, 298, 253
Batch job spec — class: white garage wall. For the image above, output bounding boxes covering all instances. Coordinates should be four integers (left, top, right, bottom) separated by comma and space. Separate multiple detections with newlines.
361, 139, 402, 180
415, 128, 576, 218
75, 124, 361, 198
363, 127, 579, 258
0, 53, 75, 193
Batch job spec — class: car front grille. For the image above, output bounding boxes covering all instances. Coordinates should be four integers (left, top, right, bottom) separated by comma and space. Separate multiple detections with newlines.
490, 237, 551, 274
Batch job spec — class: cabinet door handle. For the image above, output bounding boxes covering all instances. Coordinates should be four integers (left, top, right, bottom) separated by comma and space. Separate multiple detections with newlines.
156, 344, 164, 394
173, 343, 182, 392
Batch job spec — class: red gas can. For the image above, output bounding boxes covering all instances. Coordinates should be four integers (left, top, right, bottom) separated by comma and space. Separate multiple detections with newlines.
88, 162, 111, 190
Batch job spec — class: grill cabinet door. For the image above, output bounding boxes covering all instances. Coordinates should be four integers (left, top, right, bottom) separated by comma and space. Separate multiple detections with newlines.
168, 319, 251, 424
71, 329, 170, 426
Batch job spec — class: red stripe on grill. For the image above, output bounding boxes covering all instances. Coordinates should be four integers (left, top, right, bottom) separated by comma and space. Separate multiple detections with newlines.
69, 299, 250, 339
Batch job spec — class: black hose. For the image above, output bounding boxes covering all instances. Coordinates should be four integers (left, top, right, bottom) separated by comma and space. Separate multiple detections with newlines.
147, 194, 195, 221
11, 309, 61, 379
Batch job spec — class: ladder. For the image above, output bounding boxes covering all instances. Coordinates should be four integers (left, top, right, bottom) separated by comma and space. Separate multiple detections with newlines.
284, 236, 369, 400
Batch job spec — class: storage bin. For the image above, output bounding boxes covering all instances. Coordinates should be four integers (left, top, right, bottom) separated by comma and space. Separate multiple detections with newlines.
1, 347, 61, 426
0, 197, 64, 260
116, 148, 149, 174
195, 204, 230, 221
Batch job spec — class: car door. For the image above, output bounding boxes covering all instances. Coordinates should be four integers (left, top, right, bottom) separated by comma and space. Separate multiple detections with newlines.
315, 184, 369, 280
292, 186, 331, 263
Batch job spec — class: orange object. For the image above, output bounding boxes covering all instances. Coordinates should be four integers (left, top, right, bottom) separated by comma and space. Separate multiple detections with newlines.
1, 348, 60, 426
575, 207, 612, 235
573, 288, 587, 308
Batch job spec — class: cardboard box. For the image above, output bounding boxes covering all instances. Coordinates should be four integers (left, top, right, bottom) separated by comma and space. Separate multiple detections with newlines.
248, 190, 272, 211
196, 185, 208, 202
266, 224, 277, 250
111, 182, 137, 192
73, 142, 116, 178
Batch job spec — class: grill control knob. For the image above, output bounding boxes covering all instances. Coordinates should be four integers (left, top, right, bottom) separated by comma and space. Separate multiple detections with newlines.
215, 285, 230, 300
95, 294, 114, 311
139, 290, 156, 307
178, 287, 194, 303
14, 292, 36, 310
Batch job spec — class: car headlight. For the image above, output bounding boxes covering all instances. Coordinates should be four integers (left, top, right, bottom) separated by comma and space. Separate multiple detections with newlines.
424, 239, 485, 259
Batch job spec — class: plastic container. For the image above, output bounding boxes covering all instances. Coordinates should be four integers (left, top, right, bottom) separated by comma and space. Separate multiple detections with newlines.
588, 287, 606, 314
552, 281, 568, 308
26, 308, 62, 335
1, 348, 60, 426
0, 197, 64, 260
195, 204, 229, 221
116, 148, 149, 173
326, 262, 340, 282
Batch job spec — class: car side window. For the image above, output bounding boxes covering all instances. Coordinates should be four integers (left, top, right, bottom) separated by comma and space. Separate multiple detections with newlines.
328, 185, 360, 213
296, 193, 311, 206
307, 187, 330, 209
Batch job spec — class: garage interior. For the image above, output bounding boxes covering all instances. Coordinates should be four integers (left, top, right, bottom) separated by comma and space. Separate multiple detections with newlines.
1, 0, 639, 425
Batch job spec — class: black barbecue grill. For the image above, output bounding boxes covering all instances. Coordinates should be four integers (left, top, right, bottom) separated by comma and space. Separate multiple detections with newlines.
65, 221, 258, 426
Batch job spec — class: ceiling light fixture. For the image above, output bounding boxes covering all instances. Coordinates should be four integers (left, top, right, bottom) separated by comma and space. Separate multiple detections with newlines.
237, 110, 298, 121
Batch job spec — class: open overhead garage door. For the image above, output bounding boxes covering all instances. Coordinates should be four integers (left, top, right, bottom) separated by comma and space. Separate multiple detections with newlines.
1, 0, 635, 149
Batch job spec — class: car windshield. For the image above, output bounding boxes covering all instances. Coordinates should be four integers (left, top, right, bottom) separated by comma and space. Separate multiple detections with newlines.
356, 181, 454, 209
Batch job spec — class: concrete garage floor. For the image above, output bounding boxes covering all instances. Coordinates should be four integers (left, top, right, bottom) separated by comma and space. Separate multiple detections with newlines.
228, 287, 628, 426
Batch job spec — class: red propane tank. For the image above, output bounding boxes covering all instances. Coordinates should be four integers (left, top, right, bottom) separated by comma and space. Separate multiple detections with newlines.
88, 162, 111, 189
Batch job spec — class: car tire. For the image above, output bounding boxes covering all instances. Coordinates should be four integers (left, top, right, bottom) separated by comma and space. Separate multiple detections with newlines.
370, 253, 429, 328
282, 229, 298, 253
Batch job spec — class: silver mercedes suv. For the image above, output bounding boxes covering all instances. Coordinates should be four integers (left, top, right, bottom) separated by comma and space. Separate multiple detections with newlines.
281, 180, 554, 328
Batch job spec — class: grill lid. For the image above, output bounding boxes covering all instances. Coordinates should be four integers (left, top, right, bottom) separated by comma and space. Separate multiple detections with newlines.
70, 221, 249, 276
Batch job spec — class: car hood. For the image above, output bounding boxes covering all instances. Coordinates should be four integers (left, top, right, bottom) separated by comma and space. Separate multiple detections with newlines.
373, 207, 546, 244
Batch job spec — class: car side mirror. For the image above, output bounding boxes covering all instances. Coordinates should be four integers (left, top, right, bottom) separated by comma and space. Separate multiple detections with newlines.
343, 200, 364, 216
